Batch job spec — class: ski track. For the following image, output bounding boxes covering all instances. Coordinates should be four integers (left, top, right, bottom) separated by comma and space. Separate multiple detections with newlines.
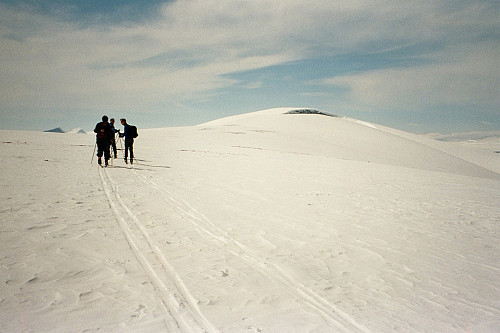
98, 167, 218, 333
133, 169, 370, 333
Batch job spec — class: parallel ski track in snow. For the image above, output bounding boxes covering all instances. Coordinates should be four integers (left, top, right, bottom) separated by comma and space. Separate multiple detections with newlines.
98, 167, 218, 333
133, 170, 370, 333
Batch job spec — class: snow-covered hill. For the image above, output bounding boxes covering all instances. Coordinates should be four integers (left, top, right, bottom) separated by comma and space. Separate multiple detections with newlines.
67, 128, 87, 134
424, 131, 500, 142
1, 108, 499, 332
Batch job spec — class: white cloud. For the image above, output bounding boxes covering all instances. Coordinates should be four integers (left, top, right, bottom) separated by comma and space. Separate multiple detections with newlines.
323, 43, 500, 112
0, 1, 301, 111
240, 81, 264, 90
0, 0, 499, 119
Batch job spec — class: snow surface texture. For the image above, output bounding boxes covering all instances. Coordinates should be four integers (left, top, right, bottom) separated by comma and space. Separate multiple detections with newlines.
1, 108, 499, 332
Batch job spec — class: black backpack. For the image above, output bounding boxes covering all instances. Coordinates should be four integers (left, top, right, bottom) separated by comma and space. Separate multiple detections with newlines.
129, 125, 138, 138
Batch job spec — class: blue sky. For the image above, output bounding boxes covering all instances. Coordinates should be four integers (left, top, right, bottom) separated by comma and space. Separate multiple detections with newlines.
1, 0, 499, 133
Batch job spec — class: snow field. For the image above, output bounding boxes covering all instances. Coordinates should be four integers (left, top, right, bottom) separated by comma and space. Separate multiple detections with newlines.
0, 132, 167, 331
1, 108, 499, 332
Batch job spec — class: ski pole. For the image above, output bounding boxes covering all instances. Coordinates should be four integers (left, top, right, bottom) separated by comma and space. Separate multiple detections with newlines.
111, 143, 114, 166
91, 143, 97, 164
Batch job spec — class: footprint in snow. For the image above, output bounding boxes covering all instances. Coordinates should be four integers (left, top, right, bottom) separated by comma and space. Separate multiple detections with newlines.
131, 304, 146, 318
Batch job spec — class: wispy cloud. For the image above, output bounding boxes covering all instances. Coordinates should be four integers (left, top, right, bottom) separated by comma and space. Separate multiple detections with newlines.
0, 0, 499, 131
323, 42, 500, 112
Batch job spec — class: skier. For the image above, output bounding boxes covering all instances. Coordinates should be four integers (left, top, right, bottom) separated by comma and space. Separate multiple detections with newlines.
93, 115, 114, 166
109, 118, 119, 158
119, 118, 138, 164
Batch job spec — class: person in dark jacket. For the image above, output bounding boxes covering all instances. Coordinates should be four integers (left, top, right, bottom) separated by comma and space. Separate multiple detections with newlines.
119, 118, 135, 164
93, 115, 114, 166
109, 118, 119, 158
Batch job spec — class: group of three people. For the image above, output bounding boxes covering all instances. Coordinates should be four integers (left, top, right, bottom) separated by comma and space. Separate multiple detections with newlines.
94, 115, 135, 166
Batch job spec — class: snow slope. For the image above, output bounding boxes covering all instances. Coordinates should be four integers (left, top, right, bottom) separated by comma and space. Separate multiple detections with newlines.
1, 108, 499, 332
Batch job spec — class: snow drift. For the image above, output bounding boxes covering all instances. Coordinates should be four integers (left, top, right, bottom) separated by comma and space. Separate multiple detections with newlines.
1, 108, 499, 332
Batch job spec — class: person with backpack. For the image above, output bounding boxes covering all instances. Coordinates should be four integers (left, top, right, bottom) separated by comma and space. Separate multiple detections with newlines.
93, 115, 114, 166
119, 118, 138, 164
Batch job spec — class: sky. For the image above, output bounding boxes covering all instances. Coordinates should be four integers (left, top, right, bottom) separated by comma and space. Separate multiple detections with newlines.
0, 0, 499, 133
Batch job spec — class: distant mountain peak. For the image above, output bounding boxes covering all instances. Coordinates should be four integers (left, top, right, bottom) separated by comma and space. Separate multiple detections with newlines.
67, 128, 87, 134
44, 127, 65, 133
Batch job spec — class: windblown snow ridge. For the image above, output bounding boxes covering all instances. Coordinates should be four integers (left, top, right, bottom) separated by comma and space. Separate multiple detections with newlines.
284, 109, 341, 117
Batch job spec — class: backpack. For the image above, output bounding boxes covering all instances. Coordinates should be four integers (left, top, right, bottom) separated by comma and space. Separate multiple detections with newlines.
129, 125, 138, 138
96, 122, 109, 140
